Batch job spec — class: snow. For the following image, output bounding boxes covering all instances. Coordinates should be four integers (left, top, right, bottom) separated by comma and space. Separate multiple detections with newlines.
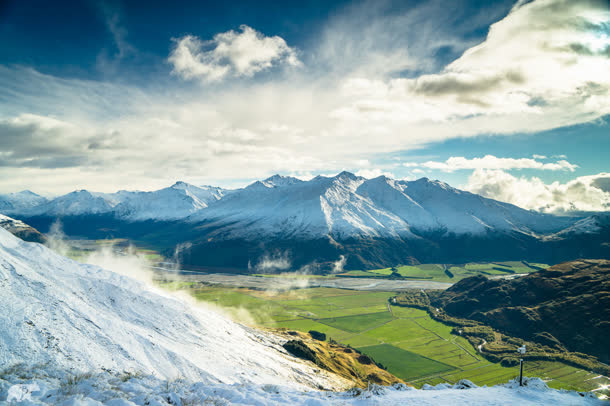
0, 229, 604, 405
0, 228, 341, 390
0, 370, 603, 405
0, 214, 29, 231
0, 191, 48, 213
15, 183, 228, 221
187, 173, 576, 240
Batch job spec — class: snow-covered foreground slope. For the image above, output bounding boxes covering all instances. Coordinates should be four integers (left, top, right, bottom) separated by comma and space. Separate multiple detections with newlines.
0, 370, 603, 405
0, 228, 340, 389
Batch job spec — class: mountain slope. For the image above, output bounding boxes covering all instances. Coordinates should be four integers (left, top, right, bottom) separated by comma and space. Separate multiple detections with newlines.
0, 190, 48, 213
431, 259, 610, 363
0, 214, 45, 243
19, 182, 228, 221
112, 182, 227, 221
188, 173, 575, 239
0, 227, 341, 388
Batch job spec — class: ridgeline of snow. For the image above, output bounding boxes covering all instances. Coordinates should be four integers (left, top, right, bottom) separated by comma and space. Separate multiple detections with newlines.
2, 174, 580, 236
0, 228, 341, 389
188, 173, 575, 239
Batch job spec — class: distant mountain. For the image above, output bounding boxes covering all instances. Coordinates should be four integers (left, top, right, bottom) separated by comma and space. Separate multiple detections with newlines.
431, 259, 610, 364
0, 190, 48, 212
188, 173, 574, 239
16, 182, 228, 221
5, 173, 609, 270
112, 182, 228, 221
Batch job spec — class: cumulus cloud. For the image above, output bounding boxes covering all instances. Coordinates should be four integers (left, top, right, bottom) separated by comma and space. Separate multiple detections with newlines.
169, 25, 301, 82
465, 169, 610, 214
334, 0, 610, 131
418, 155, 578, 172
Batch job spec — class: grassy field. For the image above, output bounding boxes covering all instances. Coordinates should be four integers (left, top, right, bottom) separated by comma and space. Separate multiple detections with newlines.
339, 260, 547, 282
167, 283, 606, 393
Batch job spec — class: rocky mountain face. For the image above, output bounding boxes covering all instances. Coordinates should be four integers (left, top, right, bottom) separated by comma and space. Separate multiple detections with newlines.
432, 259, 610, 363
0, 214, 46, 243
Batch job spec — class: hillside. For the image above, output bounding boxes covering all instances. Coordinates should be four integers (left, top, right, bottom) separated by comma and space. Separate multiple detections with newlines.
0, 214, 45, 243
0, 227, 341, 389
431, 260, 610, 364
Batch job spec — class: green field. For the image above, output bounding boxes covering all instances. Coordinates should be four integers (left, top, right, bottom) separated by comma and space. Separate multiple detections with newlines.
357, 344, 455, 380
170, 284, 605, 393
341, 260, 547, 282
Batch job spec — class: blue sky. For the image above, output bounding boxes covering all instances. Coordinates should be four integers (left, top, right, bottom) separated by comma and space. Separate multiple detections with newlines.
0, 0, 609, 213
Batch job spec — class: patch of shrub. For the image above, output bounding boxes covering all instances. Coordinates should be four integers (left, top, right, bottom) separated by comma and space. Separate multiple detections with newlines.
283, 340, 319, 365
357, 354, 374, 365
309, 330, 326, 341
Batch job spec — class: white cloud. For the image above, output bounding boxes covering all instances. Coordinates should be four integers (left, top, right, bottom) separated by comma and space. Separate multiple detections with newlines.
169, 25, 300, 83
465, 169, 610, 214
532, 154, 547, 159
418, 155, 578, 172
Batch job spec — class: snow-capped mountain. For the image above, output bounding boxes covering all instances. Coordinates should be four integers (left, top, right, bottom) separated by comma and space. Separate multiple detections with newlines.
0, 227, 339, 388
112, 182, 228, 221
23, 190, 116, 216
4, 173, 607, 270
188, 172, 574, 240
0, 190, 48, 213
16, 182, 228, 221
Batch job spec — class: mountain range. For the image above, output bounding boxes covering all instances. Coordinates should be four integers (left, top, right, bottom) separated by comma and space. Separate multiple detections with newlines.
2, 172, 609, 271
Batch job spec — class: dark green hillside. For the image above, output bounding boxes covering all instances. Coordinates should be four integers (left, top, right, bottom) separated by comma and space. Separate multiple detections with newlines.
432, 259, 610, 364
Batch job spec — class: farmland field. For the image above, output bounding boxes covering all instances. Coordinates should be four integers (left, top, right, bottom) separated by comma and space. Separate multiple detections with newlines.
339, 260, 547, 282
161, 282, 607, 393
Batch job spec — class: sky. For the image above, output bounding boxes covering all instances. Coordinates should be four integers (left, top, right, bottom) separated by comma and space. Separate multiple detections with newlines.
0, 0, 609, 214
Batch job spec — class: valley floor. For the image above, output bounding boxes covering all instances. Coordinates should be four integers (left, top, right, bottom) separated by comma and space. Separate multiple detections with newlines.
161, 283, 610, 395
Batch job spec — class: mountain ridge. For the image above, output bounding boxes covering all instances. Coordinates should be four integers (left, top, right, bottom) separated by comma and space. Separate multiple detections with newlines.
3, 173, 608, 271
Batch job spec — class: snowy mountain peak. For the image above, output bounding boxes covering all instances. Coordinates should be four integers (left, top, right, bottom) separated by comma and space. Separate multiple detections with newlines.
170, 180, 191, 189
262, 174, 303, 188
334, 171, 361, 181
